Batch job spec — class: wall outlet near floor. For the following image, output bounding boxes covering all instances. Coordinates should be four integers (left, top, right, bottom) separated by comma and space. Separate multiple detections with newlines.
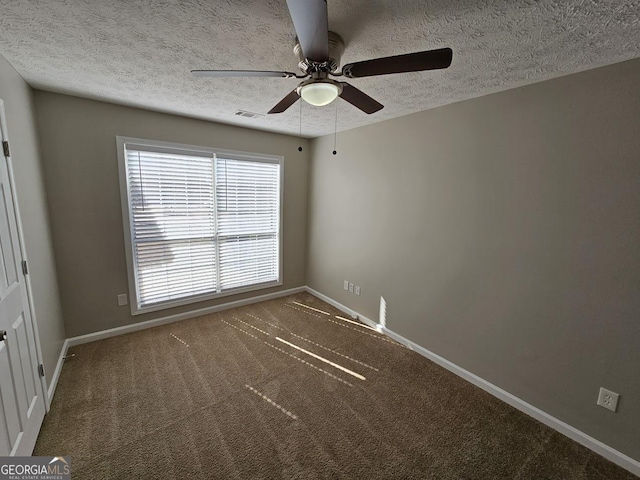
348, 282, 354, 293
355, 286, 361, 296
117, 294, 128, 306
344, 280, 349, 291
596, 387, 619, 412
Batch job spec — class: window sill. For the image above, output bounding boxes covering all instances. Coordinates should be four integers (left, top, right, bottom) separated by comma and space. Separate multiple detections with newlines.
130, 279, 283, 316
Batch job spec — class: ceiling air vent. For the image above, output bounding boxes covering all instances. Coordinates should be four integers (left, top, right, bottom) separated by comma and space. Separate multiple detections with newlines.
234, 110, 264, 119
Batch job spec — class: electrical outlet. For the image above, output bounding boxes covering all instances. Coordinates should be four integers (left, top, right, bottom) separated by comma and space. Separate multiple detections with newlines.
349, 283, 354, 293
597, 387, 619, 412
355, 286, 361, 296
344, 280, 349, 291
117, 294, 128, 306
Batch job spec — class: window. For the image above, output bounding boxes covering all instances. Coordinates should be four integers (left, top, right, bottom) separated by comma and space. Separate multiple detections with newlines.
117, 137, 282, 314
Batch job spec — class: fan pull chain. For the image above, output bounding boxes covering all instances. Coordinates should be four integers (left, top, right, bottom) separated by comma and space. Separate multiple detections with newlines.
298, 100, 303, 152
332, 101, 338, 155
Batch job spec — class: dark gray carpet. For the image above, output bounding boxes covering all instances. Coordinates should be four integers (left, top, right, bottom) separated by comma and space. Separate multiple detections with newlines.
34, 293, 637, 479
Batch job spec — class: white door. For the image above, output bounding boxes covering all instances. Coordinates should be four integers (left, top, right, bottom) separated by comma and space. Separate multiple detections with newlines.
0, 103, 46, 456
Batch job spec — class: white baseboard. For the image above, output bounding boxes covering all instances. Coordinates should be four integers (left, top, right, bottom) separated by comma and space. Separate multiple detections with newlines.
304, 287, 379, 327
46, 339, 69, 408
305, 287, 640, 478
67, 286, 306, 348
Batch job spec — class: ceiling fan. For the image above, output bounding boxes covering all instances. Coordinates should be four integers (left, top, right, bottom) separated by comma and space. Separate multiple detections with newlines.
192, 0, 453, 115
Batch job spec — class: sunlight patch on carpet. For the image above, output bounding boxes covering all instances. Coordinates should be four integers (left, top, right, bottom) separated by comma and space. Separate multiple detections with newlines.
291, 301, 330, 315
223, 318, 353, 387
287, 331, 379, 372
246, 313, 284, 330
335, 315, 378, 331
326, 318, 398, 345
170, 333, 189, 347
232, 316, 271, 336
245, 385, 298, 420
285, 303, 321, 318
276, 337, 366, 381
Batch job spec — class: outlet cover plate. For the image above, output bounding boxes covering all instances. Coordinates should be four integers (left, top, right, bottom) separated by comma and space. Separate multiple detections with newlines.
344, 280, 349, 291
117, 294, 128, 306
597, 387, 619, 412
349, 283, 354, 293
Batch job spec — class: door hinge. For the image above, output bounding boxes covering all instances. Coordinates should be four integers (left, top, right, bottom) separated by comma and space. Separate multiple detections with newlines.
2, 141, 9, 157
38, 364, 45, 378
22, 260, 28, 276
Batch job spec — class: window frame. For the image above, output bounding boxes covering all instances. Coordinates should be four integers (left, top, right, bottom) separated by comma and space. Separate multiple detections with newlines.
116, 136, 284, 315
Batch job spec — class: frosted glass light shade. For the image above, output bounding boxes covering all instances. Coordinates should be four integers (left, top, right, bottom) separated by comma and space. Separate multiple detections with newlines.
299, 82, 339, 106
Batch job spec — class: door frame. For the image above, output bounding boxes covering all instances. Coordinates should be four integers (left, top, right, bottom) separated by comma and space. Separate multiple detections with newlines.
0, 98, 49, 411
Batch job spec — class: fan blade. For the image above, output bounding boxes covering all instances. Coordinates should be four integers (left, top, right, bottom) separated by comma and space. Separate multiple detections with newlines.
286, 0, 329, 62
339, 83, 383, 114
192, 70, 298, 78
268, 89, 301, 114
342, 47, 453, 78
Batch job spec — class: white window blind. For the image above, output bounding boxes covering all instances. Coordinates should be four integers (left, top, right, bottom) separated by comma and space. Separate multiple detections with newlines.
121, 140, 281, 312
216, 158, 280, 290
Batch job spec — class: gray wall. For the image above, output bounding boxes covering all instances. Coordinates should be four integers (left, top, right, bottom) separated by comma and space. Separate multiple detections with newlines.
0, 55, 66, 387
307, 59, 640, 460
34, 92, 310, 338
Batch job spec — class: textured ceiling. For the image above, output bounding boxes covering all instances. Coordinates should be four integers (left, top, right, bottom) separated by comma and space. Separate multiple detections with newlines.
0, 0, 639, 138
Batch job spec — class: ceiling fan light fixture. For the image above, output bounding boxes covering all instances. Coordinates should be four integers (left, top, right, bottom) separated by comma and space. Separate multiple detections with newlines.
299, 82, 340, 106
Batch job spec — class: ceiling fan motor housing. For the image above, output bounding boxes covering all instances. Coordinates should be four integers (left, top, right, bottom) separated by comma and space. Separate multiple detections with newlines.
294, 31, 345, 73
